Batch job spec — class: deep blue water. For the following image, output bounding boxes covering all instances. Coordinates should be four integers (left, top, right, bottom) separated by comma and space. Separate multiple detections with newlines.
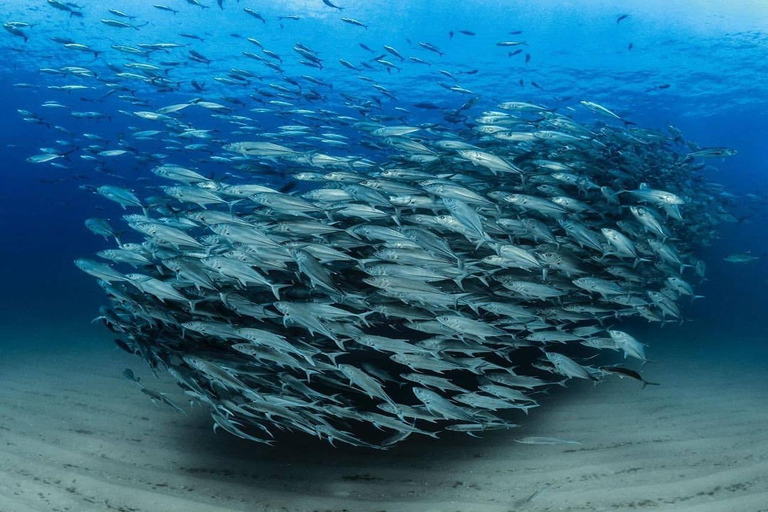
0, 0, 766, 352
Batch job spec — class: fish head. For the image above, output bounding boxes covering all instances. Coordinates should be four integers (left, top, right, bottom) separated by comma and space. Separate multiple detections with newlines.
201, 257, 222, 270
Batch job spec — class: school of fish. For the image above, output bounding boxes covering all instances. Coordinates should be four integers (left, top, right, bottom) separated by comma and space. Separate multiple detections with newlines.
7, 1, 740, 448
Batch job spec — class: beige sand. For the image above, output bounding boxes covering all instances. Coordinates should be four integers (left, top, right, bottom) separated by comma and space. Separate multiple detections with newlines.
1, 337, 766, 512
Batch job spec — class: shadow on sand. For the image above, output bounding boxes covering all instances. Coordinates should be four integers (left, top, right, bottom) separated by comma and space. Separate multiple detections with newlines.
163, 380, 589, 503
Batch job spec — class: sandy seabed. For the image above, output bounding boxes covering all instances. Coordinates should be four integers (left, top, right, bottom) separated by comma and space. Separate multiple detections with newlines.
1, 331, 766, 512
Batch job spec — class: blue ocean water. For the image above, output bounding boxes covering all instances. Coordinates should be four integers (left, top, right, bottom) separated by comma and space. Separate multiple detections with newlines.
1, 0, 765, 350
1, 1, 768, 510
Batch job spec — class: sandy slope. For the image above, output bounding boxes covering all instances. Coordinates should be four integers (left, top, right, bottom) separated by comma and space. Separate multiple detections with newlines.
0, 335, 766, 512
